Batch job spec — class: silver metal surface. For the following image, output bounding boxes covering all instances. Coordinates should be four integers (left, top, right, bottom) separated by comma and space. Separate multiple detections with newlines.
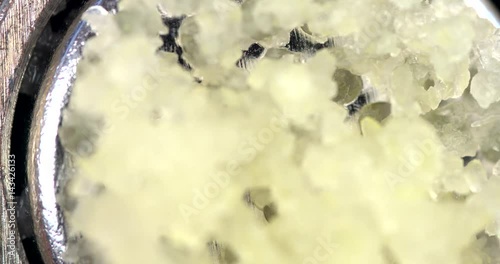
27, 2, 116, 263
1, 0, 62, 263
27, 13, 91, 264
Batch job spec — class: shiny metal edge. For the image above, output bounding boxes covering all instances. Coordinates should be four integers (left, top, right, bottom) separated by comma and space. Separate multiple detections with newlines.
467, 0, 500, 27
0, 0, 63, 263
26, 1, 116, 263
27, 20, 90, 264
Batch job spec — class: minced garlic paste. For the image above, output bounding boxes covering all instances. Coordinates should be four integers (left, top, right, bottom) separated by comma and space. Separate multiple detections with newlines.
59, 0, 500, 263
